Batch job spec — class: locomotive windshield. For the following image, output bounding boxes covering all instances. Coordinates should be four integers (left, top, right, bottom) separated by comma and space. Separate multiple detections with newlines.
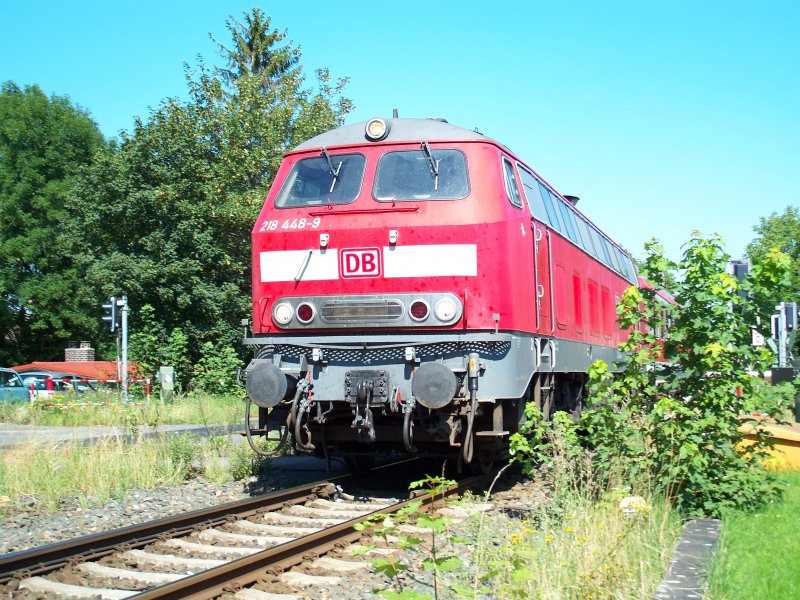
374, 148, 469, 201
274, 153, 366, 207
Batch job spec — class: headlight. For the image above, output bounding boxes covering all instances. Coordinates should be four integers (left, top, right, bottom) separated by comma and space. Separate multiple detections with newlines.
365, 117, 390, 141
273, 302, 294, 325
434, 299, 457, 322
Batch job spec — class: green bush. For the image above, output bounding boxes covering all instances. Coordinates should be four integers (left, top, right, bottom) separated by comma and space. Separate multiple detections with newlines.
511, 235, 795, 517
192, 342, 244, 396
582, 236, 794, 516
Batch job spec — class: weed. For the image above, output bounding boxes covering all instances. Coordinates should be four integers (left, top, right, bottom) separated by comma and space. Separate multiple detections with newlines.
229, 441, 262, 481
166, 435, 201, 479
355, 474, 469, 599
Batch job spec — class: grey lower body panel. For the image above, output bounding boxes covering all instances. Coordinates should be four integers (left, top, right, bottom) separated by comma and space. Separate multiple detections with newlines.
243, 331, 622, 403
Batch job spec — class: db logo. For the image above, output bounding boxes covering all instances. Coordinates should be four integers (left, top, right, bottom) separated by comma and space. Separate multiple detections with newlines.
340, 247, 382, 278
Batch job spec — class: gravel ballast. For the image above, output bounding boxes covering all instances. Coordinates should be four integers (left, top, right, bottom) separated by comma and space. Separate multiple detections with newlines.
0, 479, 256, 555
0, 467, 540, 556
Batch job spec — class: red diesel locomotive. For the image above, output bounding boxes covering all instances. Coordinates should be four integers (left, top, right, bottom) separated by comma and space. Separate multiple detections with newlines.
241, 117, 637, 471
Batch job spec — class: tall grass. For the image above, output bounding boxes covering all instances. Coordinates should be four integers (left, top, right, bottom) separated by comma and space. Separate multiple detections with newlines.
0, 438, 191, 510
0, 392, 243, 428
0, 435, 263, 511
457, 419, 681, 599
463, 487, 679, 599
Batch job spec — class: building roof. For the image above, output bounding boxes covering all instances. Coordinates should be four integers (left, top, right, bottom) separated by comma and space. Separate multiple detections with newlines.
11, 361, 139, 381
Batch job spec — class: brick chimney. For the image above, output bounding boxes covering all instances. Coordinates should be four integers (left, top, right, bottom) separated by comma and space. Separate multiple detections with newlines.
65, 341, 95, 362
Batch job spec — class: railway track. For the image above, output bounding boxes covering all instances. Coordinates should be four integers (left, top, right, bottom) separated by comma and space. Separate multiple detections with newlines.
0, 467, 489, 599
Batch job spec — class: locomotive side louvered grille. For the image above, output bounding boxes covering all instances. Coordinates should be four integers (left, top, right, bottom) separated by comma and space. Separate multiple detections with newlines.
320, 300, 404, 323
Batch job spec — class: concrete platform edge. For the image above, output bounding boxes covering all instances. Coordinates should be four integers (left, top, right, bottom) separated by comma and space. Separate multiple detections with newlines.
653, 517, 721, 600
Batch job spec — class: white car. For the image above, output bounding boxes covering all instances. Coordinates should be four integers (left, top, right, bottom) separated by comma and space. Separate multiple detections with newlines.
20, 372, 96, 398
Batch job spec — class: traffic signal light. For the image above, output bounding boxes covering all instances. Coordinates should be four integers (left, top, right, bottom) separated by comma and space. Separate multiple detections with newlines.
101, 296, 119, 332
786, 302, 797, 331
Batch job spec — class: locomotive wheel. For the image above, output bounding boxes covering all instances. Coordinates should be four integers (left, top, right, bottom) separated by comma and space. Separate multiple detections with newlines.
343, 454, 375, 475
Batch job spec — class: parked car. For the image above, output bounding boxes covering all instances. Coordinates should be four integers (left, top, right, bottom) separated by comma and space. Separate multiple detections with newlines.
1, 367, 30, 402
20, 372, 96, 398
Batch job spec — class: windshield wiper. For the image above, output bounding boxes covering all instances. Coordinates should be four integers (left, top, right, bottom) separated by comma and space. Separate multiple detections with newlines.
320, 147, 342, 193
421, 141, 440, 191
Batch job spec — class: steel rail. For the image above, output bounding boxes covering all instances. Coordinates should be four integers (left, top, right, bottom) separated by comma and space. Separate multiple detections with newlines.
0, 475, 349, 585
133, 474, 487, 600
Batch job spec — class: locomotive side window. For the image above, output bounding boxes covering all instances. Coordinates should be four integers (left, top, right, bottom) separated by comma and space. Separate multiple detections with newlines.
275, 153, 366, 207
517, 165, 551, 226
557, 201, 579, 245
538, 183, 564, 234
574, 216, 598, 259
602, 238, 622, 272
518, 164, 636, 283
614, 247, 631, 279
625, 256, 637, 280
502, 158, 523, 208
374, 149, 469, 201
588, 226, 611, 267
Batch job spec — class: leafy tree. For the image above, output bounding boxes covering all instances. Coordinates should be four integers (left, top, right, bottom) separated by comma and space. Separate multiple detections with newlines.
746, 206, 800, 283
0, 82, 104, 363
746, 206, 800, 353
65, 9, 352, 365
740, 247, 793, 343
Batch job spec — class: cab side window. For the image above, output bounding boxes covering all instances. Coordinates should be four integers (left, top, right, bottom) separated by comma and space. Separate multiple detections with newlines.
517, 165, 551, 226
502, 157, 523, 208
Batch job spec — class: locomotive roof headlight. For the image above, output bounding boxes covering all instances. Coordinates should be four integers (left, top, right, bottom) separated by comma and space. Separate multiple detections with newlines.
296, 302, 316, 324
365, 117, 390, 141
409, 299, 430, 322
273, 302, 294, 326
434, 298, 458, 322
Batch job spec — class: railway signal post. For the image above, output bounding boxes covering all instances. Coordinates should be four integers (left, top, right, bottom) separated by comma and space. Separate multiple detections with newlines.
120, 295, 129, 403
101, 295, 129, 403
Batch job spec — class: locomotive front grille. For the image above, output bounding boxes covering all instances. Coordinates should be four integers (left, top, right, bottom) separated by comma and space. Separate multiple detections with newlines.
270, 340, 511, 363
320, 299, 404, 324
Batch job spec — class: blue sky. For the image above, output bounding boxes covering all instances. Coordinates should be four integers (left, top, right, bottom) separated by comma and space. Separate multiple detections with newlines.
2, 1, 797, 262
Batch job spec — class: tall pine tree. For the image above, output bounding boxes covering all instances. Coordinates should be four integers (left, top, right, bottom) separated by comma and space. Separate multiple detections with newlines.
65, 9, 352, 368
